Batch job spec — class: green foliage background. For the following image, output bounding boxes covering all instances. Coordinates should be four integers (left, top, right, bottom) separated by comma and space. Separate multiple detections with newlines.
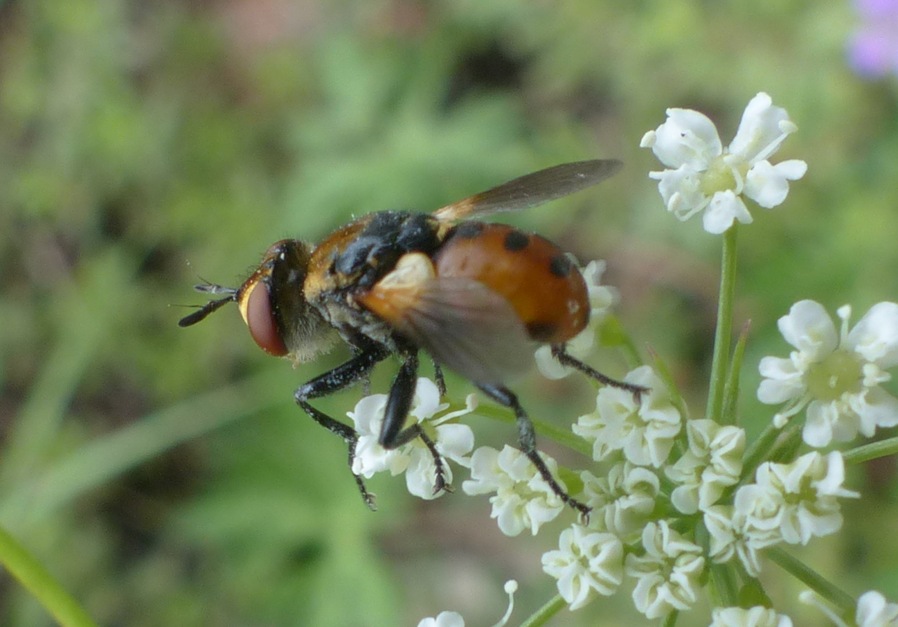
1, 0, 897, 624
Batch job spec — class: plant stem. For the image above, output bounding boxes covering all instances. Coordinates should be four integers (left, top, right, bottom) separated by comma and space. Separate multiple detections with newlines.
706, 225, 738, 424
721, 321, 751, 425
519, 594, 566, 627
697, 519, 737, 607
766, 547, 855, 614
474, 405, 592, 457
843, 436, 898, 465
739, 420, 801, 486
0, 525, 98, 627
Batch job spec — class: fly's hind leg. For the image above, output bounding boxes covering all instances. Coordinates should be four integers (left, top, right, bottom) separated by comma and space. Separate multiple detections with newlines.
551, 344, 647, 400
294, 345, 390, 510
477, 383, 591, 519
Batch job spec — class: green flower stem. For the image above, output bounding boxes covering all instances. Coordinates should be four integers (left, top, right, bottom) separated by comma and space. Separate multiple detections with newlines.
766, 547, 855, 614
474, 405, 592, 457
721, 321, 751, 425
706, 225, 738, 424
740, 420, 791, 484
649, 347, 689, 425
602, 315, 643, 367
767, 423, 803, 465
708, 562, 738, 607
842, 436, 898, 465
0, 525, 98, 627
519, 594, 566, 627
699, 521, 738, 607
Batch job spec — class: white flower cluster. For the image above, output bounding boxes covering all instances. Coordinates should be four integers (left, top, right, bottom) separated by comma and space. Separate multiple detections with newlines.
536, 362, 858, 617
406, 94, 897, 625
705, 451, 858, 577
758, 300, 898, 447
348, 377, 477, 500
641, 92, 807, 234
574, 366, 681, 467
372, 261, 870, 623
462, 445, 565, 536
541, 525, 623, 611
665, 419, 744, 514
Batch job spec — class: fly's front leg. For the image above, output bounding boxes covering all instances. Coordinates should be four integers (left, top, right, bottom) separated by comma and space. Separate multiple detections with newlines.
378, 352, 419, 447
295, 345, 390, 510
478, 383, 591, 519
379, 353, 449, 496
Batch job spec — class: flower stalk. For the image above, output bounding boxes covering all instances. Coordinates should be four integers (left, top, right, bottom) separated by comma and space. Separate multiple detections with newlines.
707, 225, 739, 424
766, 547, 855, 615
842, 435, 898, 465
519, 594, 566, 627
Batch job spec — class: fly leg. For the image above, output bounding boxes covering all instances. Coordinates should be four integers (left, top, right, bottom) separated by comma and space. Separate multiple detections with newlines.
379, 353, 450, 496
551, 344, 647, 400
432, 360, 447, 397
294, 345, 390, 510
477, 383, 591, 519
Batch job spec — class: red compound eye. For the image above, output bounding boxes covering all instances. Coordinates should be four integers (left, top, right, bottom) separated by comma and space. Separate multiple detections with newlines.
239, 278, 288, 356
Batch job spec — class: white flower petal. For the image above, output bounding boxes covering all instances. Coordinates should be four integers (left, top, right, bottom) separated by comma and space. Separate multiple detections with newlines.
847, 302, 898, 367
348, 394, 388, 435
702, 190, 752, 234
655, 165, 708, 219
728, 92, 794, 162
856, 590, 898, 627
409, 377, 445, 420
802, 400, 839, 447
814, 452, 859, 498
434, 423, 475, 463
533, 345, 572, 380
777, 300, 838, 358
649, 108, 723, 169
853, 387, 898, 436
405, 449, 451, 499
757, 356, 806, 403
417, 611, 465, 627
711, 606, 793, 627
774, 158, 809, 180
744, 159, 807, 208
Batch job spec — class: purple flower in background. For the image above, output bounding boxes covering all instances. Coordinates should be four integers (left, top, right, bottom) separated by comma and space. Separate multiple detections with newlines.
848, 0, 898, 78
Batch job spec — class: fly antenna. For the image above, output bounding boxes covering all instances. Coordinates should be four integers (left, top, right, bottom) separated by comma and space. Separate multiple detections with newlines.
178, 282, 238, 327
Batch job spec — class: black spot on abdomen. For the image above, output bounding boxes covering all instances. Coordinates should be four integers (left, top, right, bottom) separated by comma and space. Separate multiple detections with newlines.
549, 254, 573, 278
503, 230, 529, 251
526, 321, 559, 342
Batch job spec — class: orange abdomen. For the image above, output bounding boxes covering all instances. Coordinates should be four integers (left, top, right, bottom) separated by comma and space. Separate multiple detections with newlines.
432, 222, 589, 344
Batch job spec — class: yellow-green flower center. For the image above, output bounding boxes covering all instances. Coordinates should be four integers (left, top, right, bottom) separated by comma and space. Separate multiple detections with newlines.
806, 350, 864, 402
700, 157, 738, 196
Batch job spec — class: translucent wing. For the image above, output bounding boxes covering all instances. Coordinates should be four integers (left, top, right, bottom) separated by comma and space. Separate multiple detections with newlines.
433, 159, 621, 221
357, 261, 534, 385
